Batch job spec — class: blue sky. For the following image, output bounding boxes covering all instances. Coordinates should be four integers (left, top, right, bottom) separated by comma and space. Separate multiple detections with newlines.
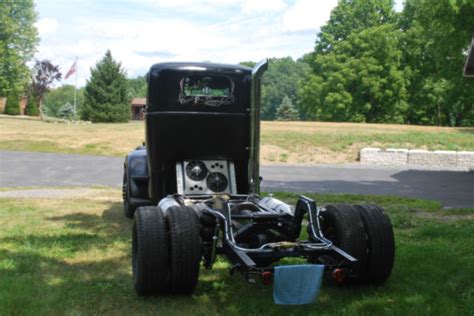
34, 0, 404, 87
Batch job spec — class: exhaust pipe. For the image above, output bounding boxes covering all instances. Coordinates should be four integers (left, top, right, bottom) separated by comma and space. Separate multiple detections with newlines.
249, 59, 268, 194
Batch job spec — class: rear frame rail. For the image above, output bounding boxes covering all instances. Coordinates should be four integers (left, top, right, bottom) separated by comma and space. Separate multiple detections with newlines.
201, 195, 358, 277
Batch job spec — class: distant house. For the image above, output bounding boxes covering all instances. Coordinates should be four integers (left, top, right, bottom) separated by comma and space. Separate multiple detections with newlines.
131, 98, 146, 120
464, 38, 474, 77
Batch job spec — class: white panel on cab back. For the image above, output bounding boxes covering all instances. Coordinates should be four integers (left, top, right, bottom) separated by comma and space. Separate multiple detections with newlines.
176, 160, 237, 195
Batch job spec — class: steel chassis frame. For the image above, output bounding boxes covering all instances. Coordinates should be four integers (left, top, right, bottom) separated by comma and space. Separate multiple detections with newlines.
180, 194, 358, 283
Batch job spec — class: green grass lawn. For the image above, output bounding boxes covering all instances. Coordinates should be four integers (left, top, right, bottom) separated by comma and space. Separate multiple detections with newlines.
1, 116, 473, 164
1, 189, 473, 315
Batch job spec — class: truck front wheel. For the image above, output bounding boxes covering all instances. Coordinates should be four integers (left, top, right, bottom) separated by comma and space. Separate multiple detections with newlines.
123, 168, 137, 219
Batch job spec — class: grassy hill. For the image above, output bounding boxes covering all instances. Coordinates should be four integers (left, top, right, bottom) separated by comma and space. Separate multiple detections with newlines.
1, 116, 473, 164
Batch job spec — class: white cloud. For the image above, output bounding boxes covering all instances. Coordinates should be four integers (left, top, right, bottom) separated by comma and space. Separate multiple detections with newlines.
241, 0, 286, 14
35, 17, 58, 35
282, 0, 337, 32
136, 0, 243, 15
34, 0, 339, 87
143, 0, 241, 7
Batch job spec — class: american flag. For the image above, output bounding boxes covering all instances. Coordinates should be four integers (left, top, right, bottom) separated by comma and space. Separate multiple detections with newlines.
64, 61, 76, 79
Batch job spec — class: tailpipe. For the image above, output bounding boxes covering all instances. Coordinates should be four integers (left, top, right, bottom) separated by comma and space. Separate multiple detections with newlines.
249, 59, 268, 194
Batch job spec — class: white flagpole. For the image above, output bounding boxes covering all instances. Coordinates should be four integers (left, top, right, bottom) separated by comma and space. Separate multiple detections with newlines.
74, 56, 78, 119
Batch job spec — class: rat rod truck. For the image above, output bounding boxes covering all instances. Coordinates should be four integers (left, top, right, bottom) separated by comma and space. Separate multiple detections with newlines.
122, 60, 395, 298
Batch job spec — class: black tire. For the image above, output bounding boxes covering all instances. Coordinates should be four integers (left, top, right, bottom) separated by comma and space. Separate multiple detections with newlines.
123, 168, 137, 219
353, 205, 395, 284
166, 206, 202, 294
320, 204, 368, 280
132, 206, 169, 296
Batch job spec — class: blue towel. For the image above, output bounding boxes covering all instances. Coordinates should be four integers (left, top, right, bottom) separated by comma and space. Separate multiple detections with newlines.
273, 264, 325, 305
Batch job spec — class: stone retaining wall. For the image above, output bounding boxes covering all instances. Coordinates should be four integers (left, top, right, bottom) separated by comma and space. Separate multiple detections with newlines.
360, 148, 474, 169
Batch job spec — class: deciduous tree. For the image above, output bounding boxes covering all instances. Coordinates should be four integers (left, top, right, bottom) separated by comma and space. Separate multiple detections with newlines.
30, 60, 62, 118
128, 75, 147, 98
301, 24, 408, 123
400, 0, 474, 126
0, 0, 39, 96
43, 85, 84, 118
260, 57, 311, 120
314, 0, 394, 56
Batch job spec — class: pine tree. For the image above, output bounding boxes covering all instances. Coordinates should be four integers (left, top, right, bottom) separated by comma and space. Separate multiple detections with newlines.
4, 94, 20, 115
83, 50, 130, 122
57, 102, 74, 119
25, 96, 38, 116
276, 95, 300, 121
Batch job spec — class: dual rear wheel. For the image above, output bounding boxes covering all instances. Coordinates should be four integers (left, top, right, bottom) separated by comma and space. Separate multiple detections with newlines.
133, 202, 394, 295
319, 204, 395, 284
132, 205, 201, 296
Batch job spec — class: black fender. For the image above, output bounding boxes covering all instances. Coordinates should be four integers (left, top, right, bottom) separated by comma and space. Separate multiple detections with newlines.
124, 146, 150, 202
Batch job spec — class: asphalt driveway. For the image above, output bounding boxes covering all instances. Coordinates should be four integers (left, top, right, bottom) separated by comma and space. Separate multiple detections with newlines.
1, 150, 473, 208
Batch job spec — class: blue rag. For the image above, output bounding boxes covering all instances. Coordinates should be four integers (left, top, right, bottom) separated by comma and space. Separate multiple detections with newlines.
273, 264, 324, 305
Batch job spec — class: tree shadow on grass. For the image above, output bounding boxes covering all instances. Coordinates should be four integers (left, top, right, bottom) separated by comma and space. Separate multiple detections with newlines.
0, 200, 426, 315
0, 201, 135, 314
0, 246, 134, 314
47, 201, 128, 234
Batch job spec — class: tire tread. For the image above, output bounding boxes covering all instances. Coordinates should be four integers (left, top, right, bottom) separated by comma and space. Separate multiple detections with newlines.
133, 206, 169, 295
167, 206, 201, 294
322, 204, 368, 278
354, 204, 395, 284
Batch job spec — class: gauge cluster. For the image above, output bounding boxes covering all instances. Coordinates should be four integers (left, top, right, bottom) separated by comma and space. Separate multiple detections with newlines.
176, 160, 237, 195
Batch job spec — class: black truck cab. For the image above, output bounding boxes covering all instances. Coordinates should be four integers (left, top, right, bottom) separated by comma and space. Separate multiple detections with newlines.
146, 62, 252, 200
123, 61, 265, 213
